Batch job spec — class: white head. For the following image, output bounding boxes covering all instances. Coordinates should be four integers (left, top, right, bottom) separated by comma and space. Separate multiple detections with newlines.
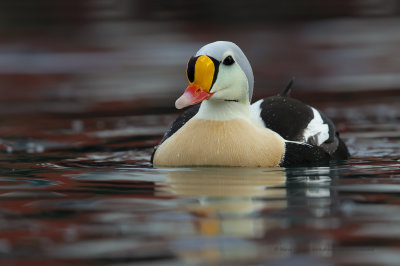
175, 41, 254, 109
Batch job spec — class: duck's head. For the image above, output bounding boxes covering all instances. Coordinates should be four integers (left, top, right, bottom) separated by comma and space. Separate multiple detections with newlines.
175, 41, 254, 109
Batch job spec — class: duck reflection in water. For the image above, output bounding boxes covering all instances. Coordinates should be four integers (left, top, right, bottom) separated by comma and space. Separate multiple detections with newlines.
157, 166, 338, 262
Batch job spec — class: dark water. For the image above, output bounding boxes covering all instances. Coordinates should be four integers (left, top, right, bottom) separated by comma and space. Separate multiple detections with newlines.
0, 93, 399, 266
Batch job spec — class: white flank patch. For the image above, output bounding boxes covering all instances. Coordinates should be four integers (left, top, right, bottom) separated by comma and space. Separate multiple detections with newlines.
250, 99, 266, 127
303, 107, 329, 146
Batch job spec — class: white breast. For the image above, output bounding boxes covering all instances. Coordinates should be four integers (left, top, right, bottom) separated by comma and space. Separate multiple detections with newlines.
153, 118, 285, 167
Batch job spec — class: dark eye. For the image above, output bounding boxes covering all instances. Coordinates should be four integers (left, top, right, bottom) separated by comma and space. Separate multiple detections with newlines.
223, 55, 235, 65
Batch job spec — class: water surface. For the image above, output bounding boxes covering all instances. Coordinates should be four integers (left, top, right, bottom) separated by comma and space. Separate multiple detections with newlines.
0, 92, 399, 266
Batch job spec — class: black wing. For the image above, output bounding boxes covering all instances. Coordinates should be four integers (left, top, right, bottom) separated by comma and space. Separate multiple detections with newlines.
259, 96, 314, 141
257, 95, 349, 160
151, 104, 200, 163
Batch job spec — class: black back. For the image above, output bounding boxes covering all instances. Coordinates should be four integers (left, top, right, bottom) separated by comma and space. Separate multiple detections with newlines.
260, 96, 314, 141
259, 94, 349, 162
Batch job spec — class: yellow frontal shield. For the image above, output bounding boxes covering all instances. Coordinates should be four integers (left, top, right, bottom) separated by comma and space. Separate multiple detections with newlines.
189, 56, 215, 92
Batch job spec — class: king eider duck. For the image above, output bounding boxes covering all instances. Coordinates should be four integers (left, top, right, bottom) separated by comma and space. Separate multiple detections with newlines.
152, 41, 350, 167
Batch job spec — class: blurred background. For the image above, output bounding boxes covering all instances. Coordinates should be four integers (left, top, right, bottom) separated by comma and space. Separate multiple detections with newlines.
0, 0, 400, 114
1, 2, 400, 265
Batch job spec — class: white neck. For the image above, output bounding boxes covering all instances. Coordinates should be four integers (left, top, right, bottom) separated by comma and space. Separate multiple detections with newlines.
195, 100, 252, 121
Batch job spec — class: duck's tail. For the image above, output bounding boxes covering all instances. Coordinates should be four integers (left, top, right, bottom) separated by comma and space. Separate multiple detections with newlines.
279, 77, 295, 97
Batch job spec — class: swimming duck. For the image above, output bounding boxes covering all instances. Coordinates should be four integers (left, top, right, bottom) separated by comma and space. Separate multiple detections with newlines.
152, 41, 349, 167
